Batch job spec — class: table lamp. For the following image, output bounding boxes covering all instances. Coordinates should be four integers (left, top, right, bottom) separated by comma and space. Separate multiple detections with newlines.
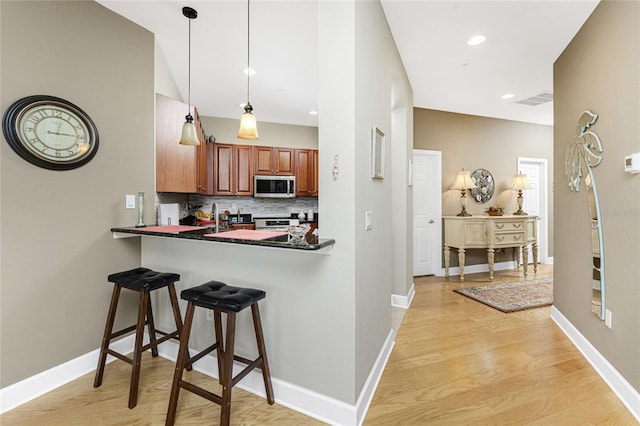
451, 169, 477, 216
512, 172, 531, 215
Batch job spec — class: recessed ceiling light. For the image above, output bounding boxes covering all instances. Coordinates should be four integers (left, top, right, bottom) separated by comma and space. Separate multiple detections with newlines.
467, 35, 486, 46
309, 110, 318, 116
242, 67, 256, 76
501, 93, 515, 99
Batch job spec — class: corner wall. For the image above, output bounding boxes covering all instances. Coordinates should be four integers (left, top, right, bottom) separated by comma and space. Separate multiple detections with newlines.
554, 0, 640, 393
0, 1, 154, 387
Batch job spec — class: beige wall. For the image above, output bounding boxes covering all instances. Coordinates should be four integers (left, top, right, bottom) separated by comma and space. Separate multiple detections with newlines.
199, 116, 318, 149
554, 0, 640, 392
414, 108, 554, 265
0, 1, 154, 386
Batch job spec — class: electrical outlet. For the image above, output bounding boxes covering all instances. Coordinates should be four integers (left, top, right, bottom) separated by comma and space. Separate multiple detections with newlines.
125, 194, 136, 209
206, 310, 213, 321
605, 309, 612, 329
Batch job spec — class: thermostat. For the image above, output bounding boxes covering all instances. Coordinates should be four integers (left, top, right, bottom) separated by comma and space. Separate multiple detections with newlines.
624, 152, 640, 174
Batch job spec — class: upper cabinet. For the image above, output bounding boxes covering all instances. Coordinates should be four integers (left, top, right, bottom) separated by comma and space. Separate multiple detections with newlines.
254, 146, 295, 176
156, 94, 212, 194
213, 143, 253, 196
295, 148, 318, 196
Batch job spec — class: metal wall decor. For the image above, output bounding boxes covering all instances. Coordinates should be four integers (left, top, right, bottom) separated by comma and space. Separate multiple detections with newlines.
469, 168, 494, 203
564, 110, 606, 320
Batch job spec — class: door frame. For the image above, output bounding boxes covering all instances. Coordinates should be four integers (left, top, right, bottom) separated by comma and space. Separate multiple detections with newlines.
412, 149, 442, 276
517, 157, 550, 263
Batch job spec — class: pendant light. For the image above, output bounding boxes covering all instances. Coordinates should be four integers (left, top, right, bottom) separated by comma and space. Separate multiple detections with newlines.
237, 0, 260, 140
179, 6, 200, 146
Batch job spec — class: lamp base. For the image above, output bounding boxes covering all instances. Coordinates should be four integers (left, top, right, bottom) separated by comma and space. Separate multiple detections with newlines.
513, 208, 528, 215
457, 209, 472, 217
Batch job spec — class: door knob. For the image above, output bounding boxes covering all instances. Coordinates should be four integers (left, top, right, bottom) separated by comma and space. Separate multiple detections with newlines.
429, 219, 435, 224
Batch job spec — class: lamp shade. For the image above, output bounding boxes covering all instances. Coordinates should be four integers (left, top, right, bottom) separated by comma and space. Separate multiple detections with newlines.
237, 106, 260, 140
511, 173, 531, 190
451, 170, 477, 190
179, 114, 200, 146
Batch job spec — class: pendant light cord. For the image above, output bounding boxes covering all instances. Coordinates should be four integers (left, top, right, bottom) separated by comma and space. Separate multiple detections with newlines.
246, 0, 251, 106
188, 16, 192, 111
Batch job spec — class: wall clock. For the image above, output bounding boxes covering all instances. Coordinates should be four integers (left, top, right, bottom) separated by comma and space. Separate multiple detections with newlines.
469, 168, 495, 203
2, 95, 99, 170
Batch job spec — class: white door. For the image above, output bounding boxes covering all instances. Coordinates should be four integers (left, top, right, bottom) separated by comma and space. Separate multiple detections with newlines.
517, 157, 548, 264
413, 150, 442, 276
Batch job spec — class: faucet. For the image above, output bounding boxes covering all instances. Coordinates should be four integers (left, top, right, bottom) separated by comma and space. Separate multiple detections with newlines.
211, 202, 219, 234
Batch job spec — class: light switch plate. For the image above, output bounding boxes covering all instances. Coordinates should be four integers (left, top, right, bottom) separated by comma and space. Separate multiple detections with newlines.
125, 194, 136, 209
365, 210, 372, 231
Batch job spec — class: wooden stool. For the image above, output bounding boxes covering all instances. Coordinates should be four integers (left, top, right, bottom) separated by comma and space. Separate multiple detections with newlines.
94, 267, 188, 409
166, 281, 274, 426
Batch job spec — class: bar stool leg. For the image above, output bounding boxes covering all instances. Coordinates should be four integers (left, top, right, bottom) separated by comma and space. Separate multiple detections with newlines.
251, 304, 274, 405
128, 290, 149, 409
167, 284, 191, 371
166, 302, 196, 426
94, 284, 121, 388
213, 310, 224, 377
220, 312, 237, 426
146, 296, 159, 357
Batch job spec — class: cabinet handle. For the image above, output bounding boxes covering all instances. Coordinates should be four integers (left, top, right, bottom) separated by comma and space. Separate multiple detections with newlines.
496, 224, 504, 229
514, 235, 522, 241
496, 236, 504, 242
514, 223, 522, 229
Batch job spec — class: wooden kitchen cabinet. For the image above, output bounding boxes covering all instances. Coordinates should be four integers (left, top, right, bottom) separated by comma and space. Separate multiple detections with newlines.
156, 94, 212, 194
295, 148, 318, 196
213, 143, 254, 195
254, 146, 295, 175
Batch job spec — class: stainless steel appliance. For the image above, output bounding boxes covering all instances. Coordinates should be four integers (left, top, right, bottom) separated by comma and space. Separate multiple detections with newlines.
254, 175, 296, 198
254, 217, 299, 232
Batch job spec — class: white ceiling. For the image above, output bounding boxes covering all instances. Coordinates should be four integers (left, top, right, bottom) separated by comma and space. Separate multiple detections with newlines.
97, 0, 599, 129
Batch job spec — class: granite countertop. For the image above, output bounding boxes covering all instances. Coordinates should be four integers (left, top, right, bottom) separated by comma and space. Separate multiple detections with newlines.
111, 226, 334, 251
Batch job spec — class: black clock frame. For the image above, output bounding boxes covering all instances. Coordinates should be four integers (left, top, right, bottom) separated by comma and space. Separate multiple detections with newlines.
2, 95, 99, 171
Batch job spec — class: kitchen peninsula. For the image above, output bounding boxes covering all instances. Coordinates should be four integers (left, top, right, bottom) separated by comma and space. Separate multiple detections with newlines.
110, 223, 339, 414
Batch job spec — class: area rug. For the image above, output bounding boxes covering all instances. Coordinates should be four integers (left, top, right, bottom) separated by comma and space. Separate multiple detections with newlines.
453, 278, 553, 313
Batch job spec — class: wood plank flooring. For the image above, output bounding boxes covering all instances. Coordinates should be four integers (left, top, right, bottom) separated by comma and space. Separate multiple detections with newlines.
1, 264, 636, 425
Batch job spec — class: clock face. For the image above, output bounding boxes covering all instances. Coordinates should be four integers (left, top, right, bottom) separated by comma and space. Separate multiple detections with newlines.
3, 95, 99, 170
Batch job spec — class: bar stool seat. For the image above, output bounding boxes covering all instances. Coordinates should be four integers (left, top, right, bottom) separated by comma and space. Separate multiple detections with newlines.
166, 281, 274, 426
94, 267, 187, 409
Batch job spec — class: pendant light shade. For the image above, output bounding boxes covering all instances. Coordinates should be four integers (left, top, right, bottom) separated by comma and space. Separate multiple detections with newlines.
179, 6, 200, 146
237, 103, 260, 140
237, 0, 259, 140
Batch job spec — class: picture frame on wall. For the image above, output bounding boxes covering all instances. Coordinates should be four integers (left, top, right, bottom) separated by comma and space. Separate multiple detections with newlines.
372, 127, 385, 179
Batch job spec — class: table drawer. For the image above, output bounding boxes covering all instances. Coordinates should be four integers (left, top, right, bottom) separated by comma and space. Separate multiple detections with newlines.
493, 232, 525, 245
493, 221, 524, 231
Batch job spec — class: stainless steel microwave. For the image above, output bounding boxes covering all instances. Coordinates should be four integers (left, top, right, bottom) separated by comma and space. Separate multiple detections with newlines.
254, 175, 296, 198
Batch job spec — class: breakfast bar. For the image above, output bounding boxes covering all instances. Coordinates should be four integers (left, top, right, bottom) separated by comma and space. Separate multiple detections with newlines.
109, 224, 345, 412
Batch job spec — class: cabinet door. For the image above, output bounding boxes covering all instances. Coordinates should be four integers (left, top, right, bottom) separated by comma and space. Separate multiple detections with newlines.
311, 149, 319, 196
194, 108, 213, 195
234, 145, 254, 195
155, 94, 196, 192
213, 144, 234, 195
254, 146, 274, 174
295, 149, 318, 196
274, 147, 295, 175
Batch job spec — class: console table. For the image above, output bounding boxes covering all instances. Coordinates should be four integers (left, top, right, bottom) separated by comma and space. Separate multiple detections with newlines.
443, 215, 538, 281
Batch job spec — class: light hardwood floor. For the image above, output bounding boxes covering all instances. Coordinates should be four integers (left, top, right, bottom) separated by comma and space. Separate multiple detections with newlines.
2, 264, 637, 425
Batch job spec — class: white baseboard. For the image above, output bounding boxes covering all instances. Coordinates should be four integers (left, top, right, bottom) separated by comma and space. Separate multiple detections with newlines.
550, 306, 640, 423
159, 329, 396, 426
437, 260, 516, 279
0, 334, 136, 414
1, 330, 396, 426
391, 282, 415, 309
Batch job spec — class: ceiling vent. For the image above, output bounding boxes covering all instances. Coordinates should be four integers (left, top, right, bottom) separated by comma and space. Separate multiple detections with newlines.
515, 91, 554, 106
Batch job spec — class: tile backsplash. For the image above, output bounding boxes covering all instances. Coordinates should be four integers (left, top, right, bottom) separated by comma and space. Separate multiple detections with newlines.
156, 193, 318, 222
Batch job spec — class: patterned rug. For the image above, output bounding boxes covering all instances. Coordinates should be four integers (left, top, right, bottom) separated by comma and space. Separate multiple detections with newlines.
453, 278, 553, 313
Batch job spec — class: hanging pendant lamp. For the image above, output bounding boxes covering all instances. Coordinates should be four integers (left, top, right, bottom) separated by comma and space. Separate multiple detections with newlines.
179, 6, 200, 146
237, 0, 259, 140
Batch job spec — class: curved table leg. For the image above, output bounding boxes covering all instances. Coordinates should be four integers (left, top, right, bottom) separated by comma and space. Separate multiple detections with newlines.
532, 242, 539, 272
487, 248, 495, 281
522, 245, 529, 277
444, 245, 451, 278
458, 248, 465, 282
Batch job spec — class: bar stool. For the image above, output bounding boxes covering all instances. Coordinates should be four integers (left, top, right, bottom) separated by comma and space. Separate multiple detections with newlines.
166, 281, 274, 426
94, 267, 188, 409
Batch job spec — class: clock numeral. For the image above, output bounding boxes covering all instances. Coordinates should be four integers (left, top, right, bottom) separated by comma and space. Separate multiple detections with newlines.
27, 115, 39, 124
53, 110, 64, 118
28, 137, 39, 145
